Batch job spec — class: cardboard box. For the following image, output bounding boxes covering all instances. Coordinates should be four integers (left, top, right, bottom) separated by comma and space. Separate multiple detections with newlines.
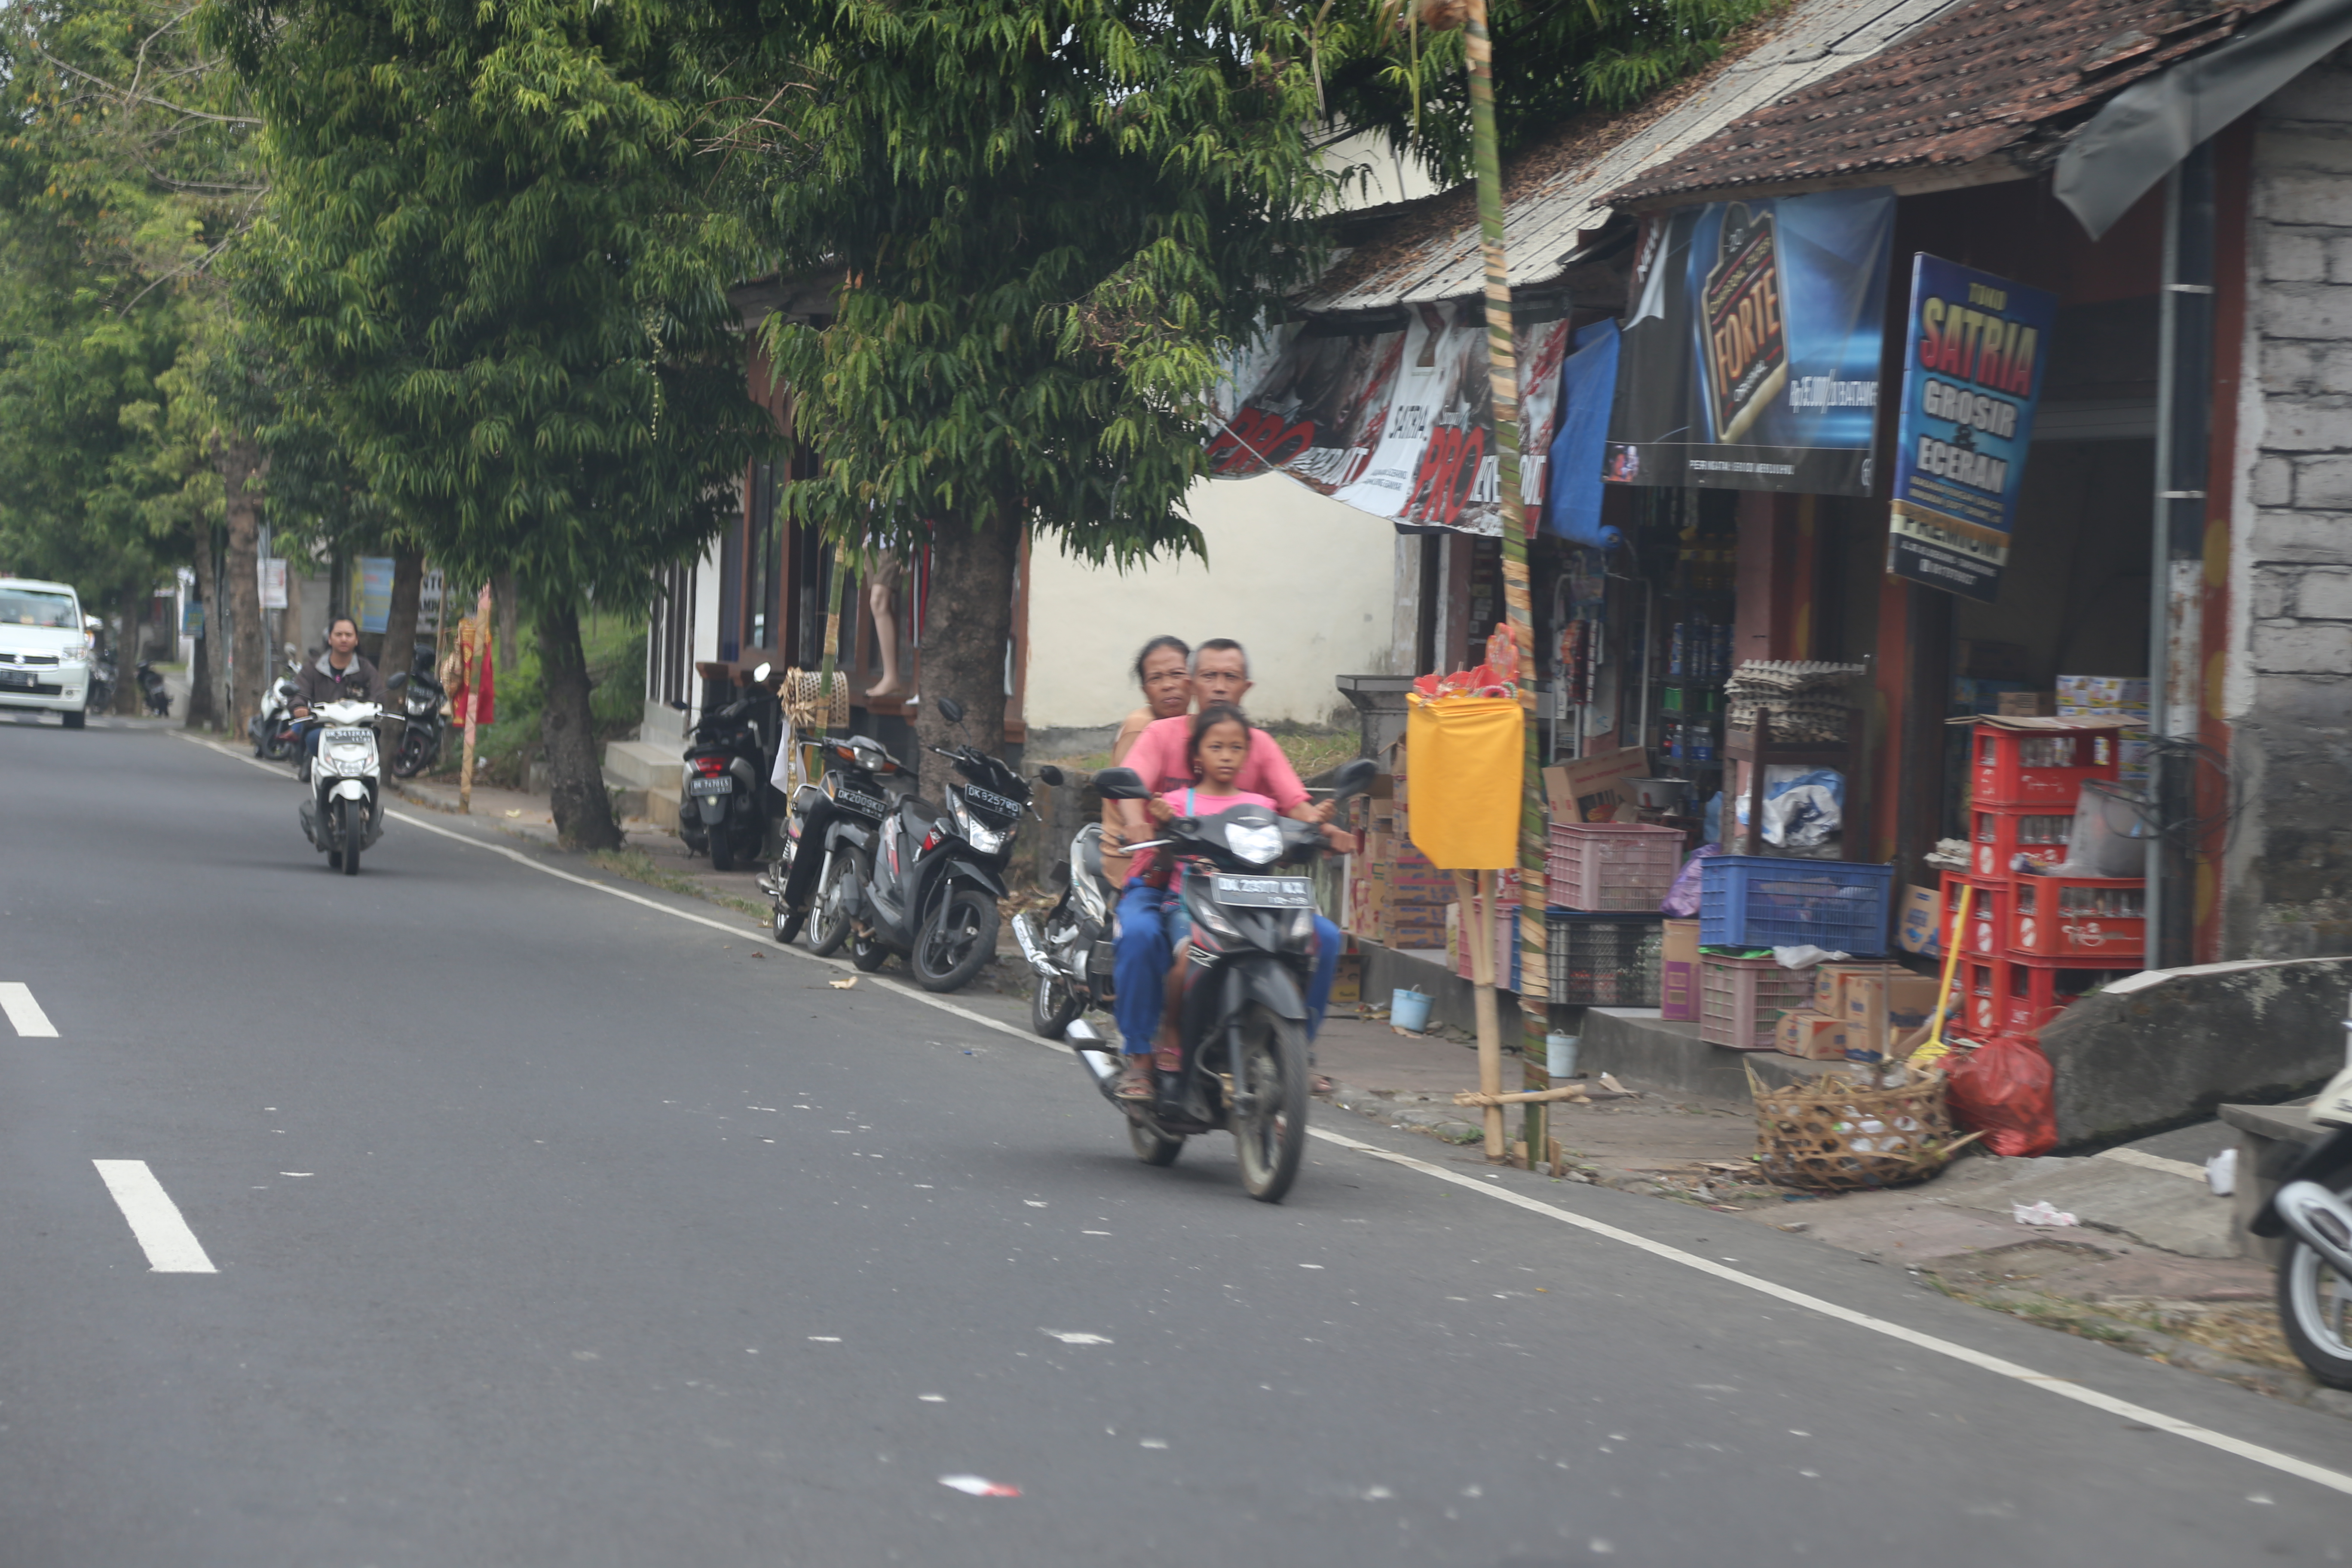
1775, 1009, 1848, 1060
1660, 919, 1700, 1021
1811, 959, 1893, 1016
1332, 952, 1362, 1005
1844, 973, 1943, 1053
1542, 747, 1650, 824
1897, 883, 1943, 956
1996, 691, 2055, 717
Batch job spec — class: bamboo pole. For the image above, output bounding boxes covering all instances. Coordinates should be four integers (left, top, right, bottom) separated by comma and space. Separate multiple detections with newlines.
815, 547, 848, 736
1460, 0, 1549, 1162
1456, 868, 1505, 1158
457, 581, 484, 814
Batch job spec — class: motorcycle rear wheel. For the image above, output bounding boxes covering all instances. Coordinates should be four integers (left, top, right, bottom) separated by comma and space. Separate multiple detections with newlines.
850, 931, 891, 972
807, 854, 858, 958
1128, 1115, 1185, 1167
1229, 1003, 1308, 1203
709, 823, 739, 871
2277, 1174, 2352, 1389
913, 886, 998, 994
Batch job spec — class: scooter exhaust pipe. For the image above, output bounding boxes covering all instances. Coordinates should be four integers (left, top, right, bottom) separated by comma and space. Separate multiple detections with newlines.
2277, 1179, 2352, 1277
1010, 913, 1058, 980
1064, 1017, 1120, 1083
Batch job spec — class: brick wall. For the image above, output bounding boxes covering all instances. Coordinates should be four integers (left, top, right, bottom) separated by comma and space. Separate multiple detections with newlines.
2229, 46, 2352, 956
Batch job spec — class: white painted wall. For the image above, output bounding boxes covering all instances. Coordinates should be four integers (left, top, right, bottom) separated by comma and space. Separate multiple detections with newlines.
1025, 472, 1400, 730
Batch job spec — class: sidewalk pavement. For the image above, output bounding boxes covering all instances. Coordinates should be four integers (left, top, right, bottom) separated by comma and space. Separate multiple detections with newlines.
388, 762, 2340, 1418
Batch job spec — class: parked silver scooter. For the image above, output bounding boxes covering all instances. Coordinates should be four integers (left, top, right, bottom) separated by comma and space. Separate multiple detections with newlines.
1011, 766, 1119, 1039
2252, 1053, 2352, 1389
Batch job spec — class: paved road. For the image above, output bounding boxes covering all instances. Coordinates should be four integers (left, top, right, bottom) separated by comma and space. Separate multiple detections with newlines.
3, 717, 2346, 1566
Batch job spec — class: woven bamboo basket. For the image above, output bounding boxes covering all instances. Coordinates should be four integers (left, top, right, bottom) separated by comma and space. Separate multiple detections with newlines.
1747, 1063, 1976, 1192
781, 668, 850, 730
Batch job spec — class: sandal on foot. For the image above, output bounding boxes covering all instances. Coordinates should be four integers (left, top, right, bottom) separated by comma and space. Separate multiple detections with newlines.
1115, 1059, 1155, 1101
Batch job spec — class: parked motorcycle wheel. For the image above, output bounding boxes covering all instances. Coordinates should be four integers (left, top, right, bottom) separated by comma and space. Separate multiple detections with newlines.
913, 886, 998, 994
1029, 968, 1082, 1040
1127, 1115, 1185, 1167
334, 798, 362, 876
2277, 1173, 2352, 1389
1229, 1003, 1308, 1203
392, 729, 433, 778
806, 854, 858, 958
850, 930, 891, 973
709, 822, 738, 871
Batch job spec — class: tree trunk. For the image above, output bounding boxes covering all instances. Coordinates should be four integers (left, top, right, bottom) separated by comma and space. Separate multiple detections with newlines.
113, 580, 146, 716
536, 597, 621, 850
380, 549, 424, 690
493, 569, 518, 674
911, 511, 1019, 775
184, 539, 216, 728
222, 440, 266, 738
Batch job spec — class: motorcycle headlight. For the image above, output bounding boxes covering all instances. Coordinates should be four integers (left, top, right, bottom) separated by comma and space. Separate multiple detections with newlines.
1224, 821, 1285, 865
952, 799, 1009, 855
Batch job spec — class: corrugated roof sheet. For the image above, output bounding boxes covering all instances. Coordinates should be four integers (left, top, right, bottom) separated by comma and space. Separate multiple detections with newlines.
1298, 0, 1967, 315
1605, 0, 2295, 208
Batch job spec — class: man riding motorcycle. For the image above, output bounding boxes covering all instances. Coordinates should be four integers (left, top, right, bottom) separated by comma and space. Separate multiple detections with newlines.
289, 616, 389, 772
1106, 638, 1350, 1100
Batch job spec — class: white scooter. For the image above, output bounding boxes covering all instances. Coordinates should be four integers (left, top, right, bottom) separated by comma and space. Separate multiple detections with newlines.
2253, 1050, 2352, 1388
297, 698, 397, 875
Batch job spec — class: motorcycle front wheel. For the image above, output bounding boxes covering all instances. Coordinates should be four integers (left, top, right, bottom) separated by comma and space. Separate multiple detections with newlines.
913, 886, 998, 994
2277, 1174, 2352, 1389
334, 798, 362, 876
807, 854, 858, 958
1229, 1002, 1308, 1203
1030, 965, 1083, 1040
850, 931, 891, 973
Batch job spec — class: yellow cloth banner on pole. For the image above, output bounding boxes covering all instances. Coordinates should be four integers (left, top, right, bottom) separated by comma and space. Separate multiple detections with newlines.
1406, 694, 1525, 871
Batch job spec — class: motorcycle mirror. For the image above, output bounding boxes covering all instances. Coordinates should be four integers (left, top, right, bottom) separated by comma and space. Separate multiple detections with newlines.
667, 698, 691, 712
936, 695, 965, 726
387, 673, 408, 690
1093, 766, 1148, 801
1331, 758, 1378, 799
1035, 764, 1065, 787
751, 662, 773, 683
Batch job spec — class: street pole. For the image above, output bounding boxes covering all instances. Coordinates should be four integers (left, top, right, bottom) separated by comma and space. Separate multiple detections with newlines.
1457, 0, 1548, 1164
816, 548, 848, 736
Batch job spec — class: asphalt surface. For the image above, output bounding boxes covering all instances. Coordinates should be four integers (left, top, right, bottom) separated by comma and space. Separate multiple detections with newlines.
3, 715, 2348, 1567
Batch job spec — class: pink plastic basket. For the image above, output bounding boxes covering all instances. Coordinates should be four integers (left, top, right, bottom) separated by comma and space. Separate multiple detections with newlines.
1699, 954, 1815, 1050
1546, 822, 1684, 913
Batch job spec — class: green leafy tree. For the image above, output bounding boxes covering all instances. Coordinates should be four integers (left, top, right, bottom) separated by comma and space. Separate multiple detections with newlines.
212, 0, 777, 846
714, 0, 1348, 760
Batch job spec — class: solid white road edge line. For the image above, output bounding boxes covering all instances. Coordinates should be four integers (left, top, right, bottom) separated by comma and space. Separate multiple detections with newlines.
171, 729, 2352, 1497
0, 981, 58, 1037
92, 1160, 217, 1274
1305, 1125, 2352, 1500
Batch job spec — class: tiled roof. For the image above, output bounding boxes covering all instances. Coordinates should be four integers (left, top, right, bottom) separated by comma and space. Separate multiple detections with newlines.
1298, 0, 1967, 314
1605, 0, 2294, 207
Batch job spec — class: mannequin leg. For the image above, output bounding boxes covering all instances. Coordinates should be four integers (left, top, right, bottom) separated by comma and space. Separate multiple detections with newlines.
866, 581, 902, 698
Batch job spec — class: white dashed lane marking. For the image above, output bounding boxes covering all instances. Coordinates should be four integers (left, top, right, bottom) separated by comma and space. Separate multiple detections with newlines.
92, 1161, 217, 1274
0, 981, 58, 1036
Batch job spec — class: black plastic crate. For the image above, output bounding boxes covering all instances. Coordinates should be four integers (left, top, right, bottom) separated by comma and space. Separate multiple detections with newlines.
1546, 912, 1665, 1007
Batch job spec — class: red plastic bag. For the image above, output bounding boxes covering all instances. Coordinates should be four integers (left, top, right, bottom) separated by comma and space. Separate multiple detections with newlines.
1945, 1035, 2058, 1157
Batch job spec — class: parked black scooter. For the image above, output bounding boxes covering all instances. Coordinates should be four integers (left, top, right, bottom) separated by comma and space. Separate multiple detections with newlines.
134, 660, 169, 716
841, 696, 1029, 992
1063, 758, 1374, 1204
675, 663, 778, 871
763, 732, 904, 954
390, 652, 447, 777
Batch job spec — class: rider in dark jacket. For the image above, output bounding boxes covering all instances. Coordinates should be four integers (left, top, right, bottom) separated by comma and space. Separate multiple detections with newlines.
291, 617, 388, 715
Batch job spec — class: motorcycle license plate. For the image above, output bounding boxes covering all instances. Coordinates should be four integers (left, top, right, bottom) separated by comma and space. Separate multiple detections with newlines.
324, 727, 372, 744
1211, 874, 1314, 909
688, 776, 735, 797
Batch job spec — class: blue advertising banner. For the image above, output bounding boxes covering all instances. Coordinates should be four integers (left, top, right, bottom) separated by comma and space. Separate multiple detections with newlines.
1887, 255, 2055, 603
1604, 189, 1895, 496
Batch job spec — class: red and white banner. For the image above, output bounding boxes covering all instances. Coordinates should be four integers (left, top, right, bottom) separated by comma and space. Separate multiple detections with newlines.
1206, 302, 1575, 536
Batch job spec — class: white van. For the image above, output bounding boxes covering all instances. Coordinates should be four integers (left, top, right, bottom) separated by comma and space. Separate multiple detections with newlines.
0, 578, 93, 728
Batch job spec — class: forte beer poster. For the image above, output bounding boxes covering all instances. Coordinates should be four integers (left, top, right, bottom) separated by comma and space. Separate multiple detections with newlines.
1603, 188, 1895, 496
1887, 255, 2056, 602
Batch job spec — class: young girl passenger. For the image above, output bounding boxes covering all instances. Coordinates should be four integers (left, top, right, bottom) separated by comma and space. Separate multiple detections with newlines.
1116, 704, 1275, 1100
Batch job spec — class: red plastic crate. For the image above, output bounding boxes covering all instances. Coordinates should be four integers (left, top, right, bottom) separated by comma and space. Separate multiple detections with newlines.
1698, 954, 1815, 1051
1954, 957, 2008, 1040
1970, 723, 2119, 808
1969, 805, 2073, 879
1939, 873, 2008, 959
1544, 821, 1684, 912
2000, 954, 2138, 1035
2009, 873, 2146, 960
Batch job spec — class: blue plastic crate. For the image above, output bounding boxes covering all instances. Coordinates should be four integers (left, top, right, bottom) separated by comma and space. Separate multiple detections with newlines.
1699, 856, 1894, 956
